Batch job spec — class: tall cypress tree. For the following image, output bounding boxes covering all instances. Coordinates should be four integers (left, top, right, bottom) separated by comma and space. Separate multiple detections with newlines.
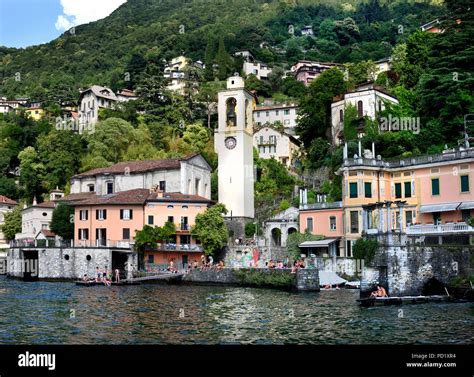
216, 36, 232, 81
204, 37, 215, 81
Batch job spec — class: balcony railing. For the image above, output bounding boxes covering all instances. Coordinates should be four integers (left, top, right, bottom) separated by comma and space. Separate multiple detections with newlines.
153, 243, 203, 252
179, 224, 190, 231
406, 222, 474, 235
10, 239, 133, 249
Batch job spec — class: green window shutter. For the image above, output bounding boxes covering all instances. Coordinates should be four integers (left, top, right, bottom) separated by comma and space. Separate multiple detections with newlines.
364, 182, 372, 198
404, 181, 411, 198
350, 183, 358, 198
395, 183, 402, 199
461, 175, 470, 192
432, 178, 440, 195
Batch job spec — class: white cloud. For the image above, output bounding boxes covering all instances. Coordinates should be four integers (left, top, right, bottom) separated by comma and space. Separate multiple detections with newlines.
55, 0, 127, 31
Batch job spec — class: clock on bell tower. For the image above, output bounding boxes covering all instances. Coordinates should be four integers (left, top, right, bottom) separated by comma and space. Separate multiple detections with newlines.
214, 75, 255, 220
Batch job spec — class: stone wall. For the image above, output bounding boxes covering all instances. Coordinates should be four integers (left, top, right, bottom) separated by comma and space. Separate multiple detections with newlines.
363, 245, 473, 296
316, 257, 358, 278
7, 248, 137, 280
223, 245, 289, 267
184, 267, 319, 291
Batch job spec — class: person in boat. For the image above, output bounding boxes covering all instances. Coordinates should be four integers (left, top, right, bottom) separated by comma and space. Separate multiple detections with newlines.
370, 285, 388, 298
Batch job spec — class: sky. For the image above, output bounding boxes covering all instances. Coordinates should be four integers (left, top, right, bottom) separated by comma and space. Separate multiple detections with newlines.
0, 0, 127, 48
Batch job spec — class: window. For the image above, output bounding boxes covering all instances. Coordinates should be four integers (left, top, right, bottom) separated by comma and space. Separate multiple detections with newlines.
350, 211, 359, 233
195, 178, 200, 195
395, 183, 402, 199
357, 101, 363, 117
78, 229, 89, 240
330, 216, 336, 231
339, 109, 343, 122
433, 212, 441, 224
284, 110, 289, 115
182, 205, 188, 209
106, 182, 114, 194
405, 210, 413, 226
148, 215, 154, 225
96, 209, 107, 220
349, 182, 358, 198
346, 240, 352, 257
275, 110, 279, 116
159, 181, 166, 192
168, 216, 174, 223
148, 255, 154, 264
122, 228, 130, 240
431, 178, 440, 195
167, 205, 174, 209
120, 209, 133, 220
181, 216, 189, 230
306, 218, 313, 232
257, 112, 260, 118
461, 175, 470, 193
79, 210, 88, 221
266, 111, 269, 117
404, 182, 412, 198
88, 184, 95, 192
364, 182, 372, 198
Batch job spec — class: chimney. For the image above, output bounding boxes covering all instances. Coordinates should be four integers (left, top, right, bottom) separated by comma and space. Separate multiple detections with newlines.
372, 142, 375, 159
33, 196, 37, 206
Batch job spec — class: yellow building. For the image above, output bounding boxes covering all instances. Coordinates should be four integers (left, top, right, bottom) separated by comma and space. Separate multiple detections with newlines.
25, 107, 45, 121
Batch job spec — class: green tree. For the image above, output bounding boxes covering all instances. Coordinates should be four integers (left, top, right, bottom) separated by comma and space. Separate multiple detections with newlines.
50, 204, 74, 240
36, 130, 84, 191
204, 37, 215, 81
1, 205, 21, 241
297, 68, 346, 147
182, 123, 210, 153
191, 204, 228, 256
18, 146, 45, 203
216, 37, 232, 80
286, 231, 324, 263
0, 177, 18, 199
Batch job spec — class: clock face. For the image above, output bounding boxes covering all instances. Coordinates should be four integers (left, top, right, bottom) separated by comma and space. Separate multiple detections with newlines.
225, 137, 237, 150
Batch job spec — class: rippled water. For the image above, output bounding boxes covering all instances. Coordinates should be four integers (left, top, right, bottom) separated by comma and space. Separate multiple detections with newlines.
0, 276, 472, 344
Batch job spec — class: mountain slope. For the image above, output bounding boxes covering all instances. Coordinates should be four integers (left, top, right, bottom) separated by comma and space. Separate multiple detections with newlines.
0, 0, 442, 101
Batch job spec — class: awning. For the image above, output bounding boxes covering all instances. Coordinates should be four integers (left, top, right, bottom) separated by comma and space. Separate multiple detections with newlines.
419, 202, 460, 213
319, 271, 347, 286
459, 201, 474, 210
299, 239, 338, 248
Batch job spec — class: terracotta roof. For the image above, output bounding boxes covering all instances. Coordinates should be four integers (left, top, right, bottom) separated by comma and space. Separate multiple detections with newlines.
71, 189, 213, 206
0, 195, 17, 205
117, 89, 137, 97
73, 154, 205, 179
58, 192, 96, 202
39, 229, 56, 238
33, 201, 57, 209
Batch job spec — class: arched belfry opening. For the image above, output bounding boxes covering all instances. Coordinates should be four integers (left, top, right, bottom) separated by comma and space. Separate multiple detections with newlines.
226, 97, 237, 127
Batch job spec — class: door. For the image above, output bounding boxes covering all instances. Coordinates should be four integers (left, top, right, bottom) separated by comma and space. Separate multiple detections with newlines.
182, 255, 188, 269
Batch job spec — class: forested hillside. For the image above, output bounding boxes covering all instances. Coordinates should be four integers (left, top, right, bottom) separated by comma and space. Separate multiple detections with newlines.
1, 0, 442, 101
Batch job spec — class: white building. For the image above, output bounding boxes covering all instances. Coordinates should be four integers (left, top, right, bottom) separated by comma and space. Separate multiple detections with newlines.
234, 50, 255, 62
78, 85, 118, 127
374, 57, 392, 80
331, 83, 399, 146
243, 62, 272, 80
69, 154, 212, 199
116, 89, 138, 102
253, 104, 298, 135
15, 201, 57, 240
0, 195, 17, 248
215, 76, 255, 219
254, 127, 300, 168
164, 56, 190, 94
264, 207, 299, 247
301, 26, 314, 36
0, 104, 14, 114
290, 60, 341, 86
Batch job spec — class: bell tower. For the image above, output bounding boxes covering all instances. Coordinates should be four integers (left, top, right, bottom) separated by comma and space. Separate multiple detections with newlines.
215, 76, 255, 226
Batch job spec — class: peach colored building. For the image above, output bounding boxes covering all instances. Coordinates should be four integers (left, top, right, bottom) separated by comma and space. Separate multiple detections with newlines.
299, 202, 344, 256
69, 189, 213, 270
339, 144, 474, 254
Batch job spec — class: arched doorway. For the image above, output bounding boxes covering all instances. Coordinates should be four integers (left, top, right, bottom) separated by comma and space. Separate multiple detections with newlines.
271, 228, 282, 247
288, 227, 297, 236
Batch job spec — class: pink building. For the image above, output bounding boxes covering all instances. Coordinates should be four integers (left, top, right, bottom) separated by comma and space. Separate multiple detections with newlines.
70, 188, 213, 270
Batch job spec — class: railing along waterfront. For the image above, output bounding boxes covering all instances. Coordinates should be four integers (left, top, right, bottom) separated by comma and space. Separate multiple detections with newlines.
406, 222, 474, 235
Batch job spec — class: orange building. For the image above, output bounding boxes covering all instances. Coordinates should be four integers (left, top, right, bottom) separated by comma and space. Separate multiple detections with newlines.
70, 189, 213, 270
301, 145, 474, 256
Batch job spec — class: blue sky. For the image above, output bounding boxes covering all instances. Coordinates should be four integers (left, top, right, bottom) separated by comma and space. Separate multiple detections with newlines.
0, 0, 127, 48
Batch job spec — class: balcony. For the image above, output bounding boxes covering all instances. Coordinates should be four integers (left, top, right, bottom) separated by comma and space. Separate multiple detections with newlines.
406, 222, 474, 235
10, 239, 133, 249
179, 224, 190, 232
152, 243, 203, 252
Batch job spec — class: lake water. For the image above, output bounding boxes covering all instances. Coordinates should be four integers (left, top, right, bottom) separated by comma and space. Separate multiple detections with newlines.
0, 276, 472, 344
